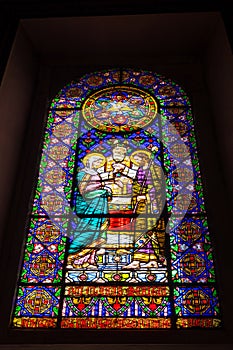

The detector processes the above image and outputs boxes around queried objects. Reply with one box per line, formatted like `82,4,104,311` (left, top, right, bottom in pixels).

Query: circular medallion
82,86,158,132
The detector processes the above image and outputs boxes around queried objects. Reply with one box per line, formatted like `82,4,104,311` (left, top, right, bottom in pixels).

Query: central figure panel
66,133,167,285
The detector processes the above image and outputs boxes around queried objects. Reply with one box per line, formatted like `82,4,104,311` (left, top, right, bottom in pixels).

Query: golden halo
130,150,153,166
82,152,106,167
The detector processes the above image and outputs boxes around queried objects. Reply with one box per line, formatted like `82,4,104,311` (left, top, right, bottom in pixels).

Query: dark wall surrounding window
0,1,232,347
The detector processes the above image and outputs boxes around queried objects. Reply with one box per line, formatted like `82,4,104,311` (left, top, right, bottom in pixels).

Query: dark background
0,0,232,348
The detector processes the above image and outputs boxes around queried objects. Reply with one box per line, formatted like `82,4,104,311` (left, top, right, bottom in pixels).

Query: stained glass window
12,68,221,329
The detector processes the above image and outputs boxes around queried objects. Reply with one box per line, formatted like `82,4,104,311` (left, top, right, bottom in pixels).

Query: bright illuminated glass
12,69,221,329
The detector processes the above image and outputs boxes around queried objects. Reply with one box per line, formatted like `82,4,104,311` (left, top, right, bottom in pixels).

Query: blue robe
69,170,109,254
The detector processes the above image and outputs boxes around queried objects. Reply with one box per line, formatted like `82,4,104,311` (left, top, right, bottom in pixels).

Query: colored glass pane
12,68,221,329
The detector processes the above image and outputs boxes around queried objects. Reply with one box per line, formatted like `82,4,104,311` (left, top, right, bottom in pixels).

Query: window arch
12,68,221,329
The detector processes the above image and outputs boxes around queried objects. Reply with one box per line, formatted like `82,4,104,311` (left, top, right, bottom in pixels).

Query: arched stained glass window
12,68,221,329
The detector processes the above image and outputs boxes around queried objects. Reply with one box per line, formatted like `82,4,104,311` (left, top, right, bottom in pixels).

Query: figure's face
130,98,138,105
116,95,123,102
133,155,144,166
112,146,127,162
92,158,104,169
100,101,108,108
133,154,149,166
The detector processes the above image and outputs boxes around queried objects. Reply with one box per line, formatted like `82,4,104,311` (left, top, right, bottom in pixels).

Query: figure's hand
103,185,112,196
115,179,123,188
112,163,125,173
